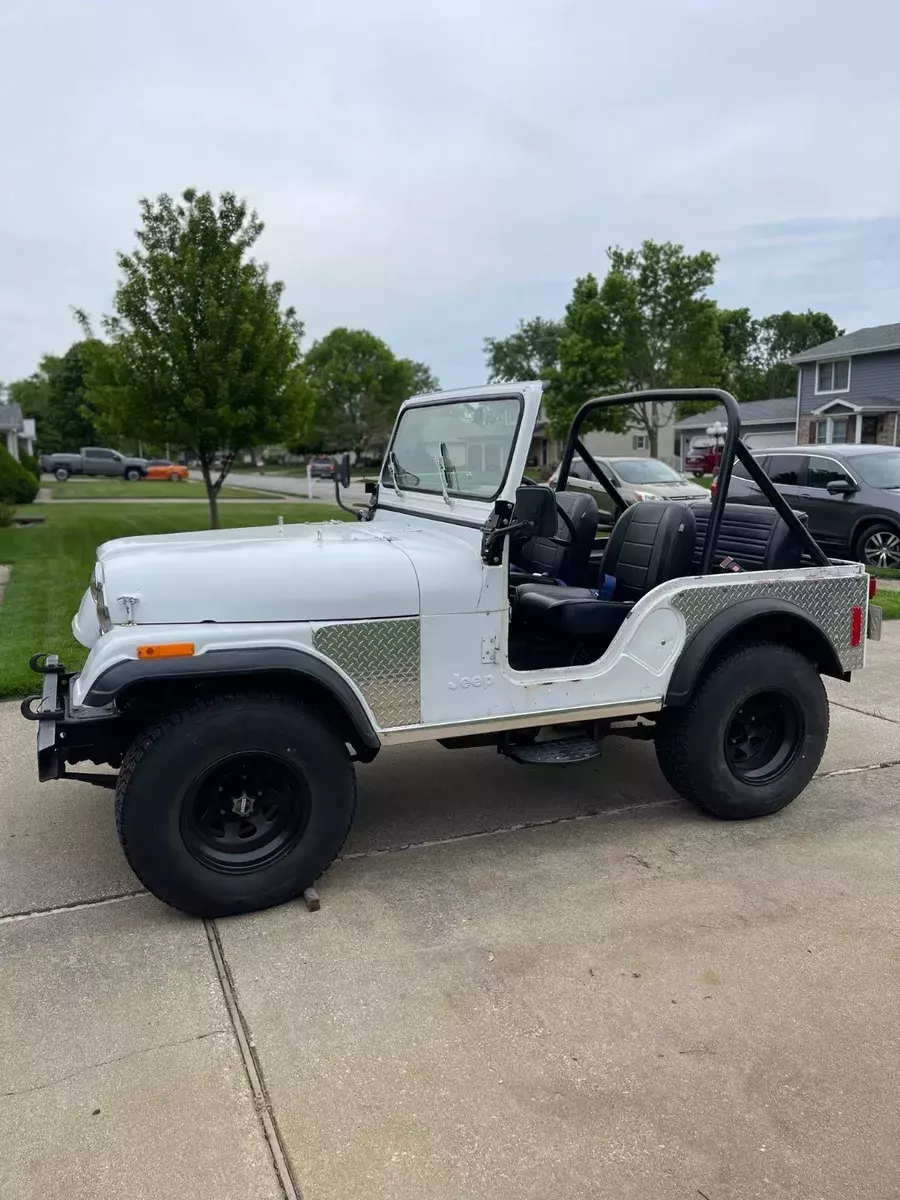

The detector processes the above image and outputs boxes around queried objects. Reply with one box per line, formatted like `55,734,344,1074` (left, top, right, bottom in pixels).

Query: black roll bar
733,441,829,566
553,387,828,574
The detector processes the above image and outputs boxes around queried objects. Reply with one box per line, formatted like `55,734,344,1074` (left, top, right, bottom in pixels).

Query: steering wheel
519,476,577,546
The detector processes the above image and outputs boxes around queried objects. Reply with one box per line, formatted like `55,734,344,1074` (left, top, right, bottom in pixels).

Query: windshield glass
608,458,685,485
383,396,521,499
852,451,900,488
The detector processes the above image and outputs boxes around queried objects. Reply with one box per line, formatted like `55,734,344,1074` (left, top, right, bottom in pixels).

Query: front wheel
169,471,181,482
855,522,900,569
655,642,828,819
124,467,141,482
115,691,357,916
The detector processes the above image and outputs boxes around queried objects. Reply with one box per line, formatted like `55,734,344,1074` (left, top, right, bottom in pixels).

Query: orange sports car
145,459,189,481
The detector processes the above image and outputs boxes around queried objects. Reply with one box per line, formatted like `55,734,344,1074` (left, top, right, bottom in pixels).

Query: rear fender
666,598,845,706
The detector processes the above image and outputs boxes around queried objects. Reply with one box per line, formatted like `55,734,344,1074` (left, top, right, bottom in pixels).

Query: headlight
90,563,112,633
633,490,655,501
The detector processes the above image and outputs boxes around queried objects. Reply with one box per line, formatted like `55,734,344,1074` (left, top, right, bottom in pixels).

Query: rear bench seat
688,501,808,573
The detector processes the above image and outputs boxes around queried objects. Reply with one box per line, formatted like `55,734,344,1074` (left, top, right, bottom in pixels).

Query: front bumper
21,655,122,784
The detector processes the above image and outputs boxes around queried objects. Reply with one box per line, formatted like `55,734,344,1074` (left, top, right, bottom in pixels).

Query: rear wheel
855,522,900,569
54,466,70,481
655,642,828,819
115,691,357,916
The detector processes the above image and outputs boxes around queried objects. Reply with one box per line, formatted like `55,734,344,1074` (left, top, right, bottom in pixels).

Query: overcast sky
2,0,899,388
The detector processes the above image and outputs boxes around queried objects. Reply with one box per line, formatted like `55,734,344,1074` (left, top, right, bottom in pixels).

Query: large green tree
756,310,842,398
88,189,308,527
484,317,563,383
716,308,842,402
302,328,435,461
546,241,723,453
37,343,105,454
7,354,60,427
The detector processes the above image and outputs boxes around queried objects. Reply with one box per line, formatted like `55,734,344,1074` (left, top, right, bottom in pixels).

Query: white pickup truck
23,385,880,918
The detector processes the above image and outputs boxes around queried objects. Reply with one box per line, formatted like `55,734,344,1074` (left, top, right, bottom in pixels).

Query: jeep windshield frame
380,393,525,503
554,388,830,573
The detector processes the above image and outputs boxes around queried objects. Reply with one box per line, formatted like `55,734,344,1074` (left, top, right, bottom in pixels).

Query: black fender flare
666,597,845,707
83,647,381,757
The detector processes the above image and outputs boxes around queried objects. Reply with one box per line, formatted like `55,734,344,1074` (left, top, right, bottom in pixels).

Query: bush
0,446,39,504
19,451,40,481
0,501,14,527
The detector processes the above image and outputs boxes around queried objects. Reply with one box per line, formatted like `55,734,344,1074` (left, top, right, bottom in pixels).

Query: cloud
2,0,900,388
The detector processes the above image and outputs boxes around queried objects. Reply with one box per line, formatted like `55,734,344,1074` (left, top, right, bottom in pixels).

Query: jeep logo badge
448,673,494,690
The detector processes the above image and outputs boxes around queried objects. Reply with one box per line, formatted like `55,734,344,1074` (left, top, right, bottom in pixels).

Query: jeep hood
86,520,420,633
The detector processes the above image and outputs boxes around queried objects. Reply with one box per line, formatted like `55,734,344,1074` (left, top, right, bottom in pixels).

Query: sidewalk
3,631,900,1198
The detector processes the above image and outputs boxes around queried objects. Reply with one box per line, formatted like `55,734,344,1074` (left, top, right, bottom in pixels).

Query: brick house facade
791,326,900,448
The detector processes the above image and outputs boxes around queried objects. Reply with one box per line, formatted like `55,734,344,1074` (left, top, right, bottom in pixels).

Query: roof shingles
790,322,900,364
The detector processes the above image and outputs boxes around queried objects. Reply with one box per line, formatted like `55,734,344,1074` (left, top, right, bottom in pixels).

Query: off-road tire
854,521,900,569
655,641,828,820
124,467,141,482
54,466,70,481
115,691,357,917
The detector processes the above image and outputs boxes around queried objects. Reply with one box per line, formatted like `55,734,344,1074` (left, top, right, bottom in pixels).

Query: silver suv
550,454,708,515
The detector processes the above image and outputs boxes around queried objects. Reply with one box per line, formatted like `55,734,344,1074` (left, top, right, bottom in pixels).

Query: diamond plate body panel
313,618,421,727
670,574,868,671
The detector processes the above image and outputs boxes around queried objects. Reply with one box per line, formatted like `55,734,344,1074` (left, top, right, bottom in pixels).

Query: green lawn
46,480,279,500
0,502,348,699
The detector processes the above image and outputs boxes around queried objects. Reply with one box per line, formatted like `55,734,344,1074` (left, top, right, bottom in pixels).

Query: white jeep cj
23,385,880,917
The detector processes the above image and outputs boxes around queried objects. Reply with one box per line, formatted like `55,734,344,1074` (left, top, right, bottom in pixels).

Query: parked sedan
309,455,336,479
145,459,189,482
726,444,900,567
550,454,709,515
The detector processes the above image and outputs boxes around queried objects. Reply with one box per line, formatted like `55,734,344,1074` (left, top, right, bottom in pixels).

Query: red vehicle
683,437,722,477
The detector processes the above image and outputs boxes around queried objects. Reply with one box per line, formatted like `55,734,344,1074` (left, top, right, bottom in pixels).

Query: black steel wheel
115,692,357,916
181,753,310,874
655,641,828,819
856,523,900,569
723,691,803,784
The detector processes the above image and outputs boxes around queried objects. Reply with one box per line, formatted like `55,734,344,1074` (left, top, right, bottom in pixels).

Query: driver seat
509,490,599,587
513,501,696,640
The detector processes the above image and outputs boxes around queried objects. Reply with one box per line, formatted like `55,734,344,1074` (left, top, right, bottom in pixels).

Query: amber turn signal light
136,643,195,660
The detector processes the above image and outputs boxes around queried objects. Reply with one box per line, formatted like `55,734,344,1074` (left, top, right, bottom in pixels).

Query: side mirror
512,484,557,537
826,478,857,495
337,453,351,489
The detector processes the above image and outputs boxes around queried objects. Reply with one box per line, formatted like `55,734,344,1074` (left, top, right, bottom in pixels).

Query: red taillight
710,478,717,496
869,575,877,599
850,605,863,647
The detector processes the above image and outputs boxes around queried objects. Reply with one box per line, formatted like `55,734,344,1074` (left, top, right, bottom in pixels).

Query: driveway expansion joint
204,919,302,1200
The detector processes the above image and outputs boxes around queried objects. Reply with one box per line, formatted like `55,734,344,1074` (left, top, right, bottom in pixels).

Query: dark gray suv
725,444,900,567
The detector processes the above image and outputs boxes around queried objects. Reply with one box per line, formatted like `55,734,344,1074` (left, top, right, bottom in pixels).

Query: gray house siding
799,350,900,413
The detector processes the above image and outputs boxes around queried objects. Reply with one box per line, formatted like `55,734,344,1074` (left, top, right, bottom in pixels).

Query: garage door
743,430,796,450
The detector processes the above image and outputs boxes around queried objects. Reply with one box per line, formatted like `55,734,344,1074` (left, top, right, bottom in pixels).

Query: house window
632,433,647,451
816,359,851,394
810,415,857,444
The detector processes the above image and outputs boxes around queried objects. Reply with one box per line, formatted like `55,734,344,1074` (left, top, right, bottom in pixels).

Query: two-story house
791,323,900,447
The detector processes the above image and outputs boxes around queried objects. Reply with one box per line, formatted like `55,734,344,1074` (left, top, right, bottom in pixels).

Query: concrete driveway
3,632,900,1199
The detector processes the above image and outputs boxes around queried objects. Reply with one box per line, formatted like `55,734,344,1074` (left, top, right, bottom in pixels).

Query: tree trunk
649,400,659,458
199,459,220,529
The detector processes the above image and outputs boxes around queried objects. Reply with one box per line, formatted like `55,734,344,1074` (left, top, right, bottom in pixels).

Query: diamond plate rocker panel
313,618,421,728
670,574,869,672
